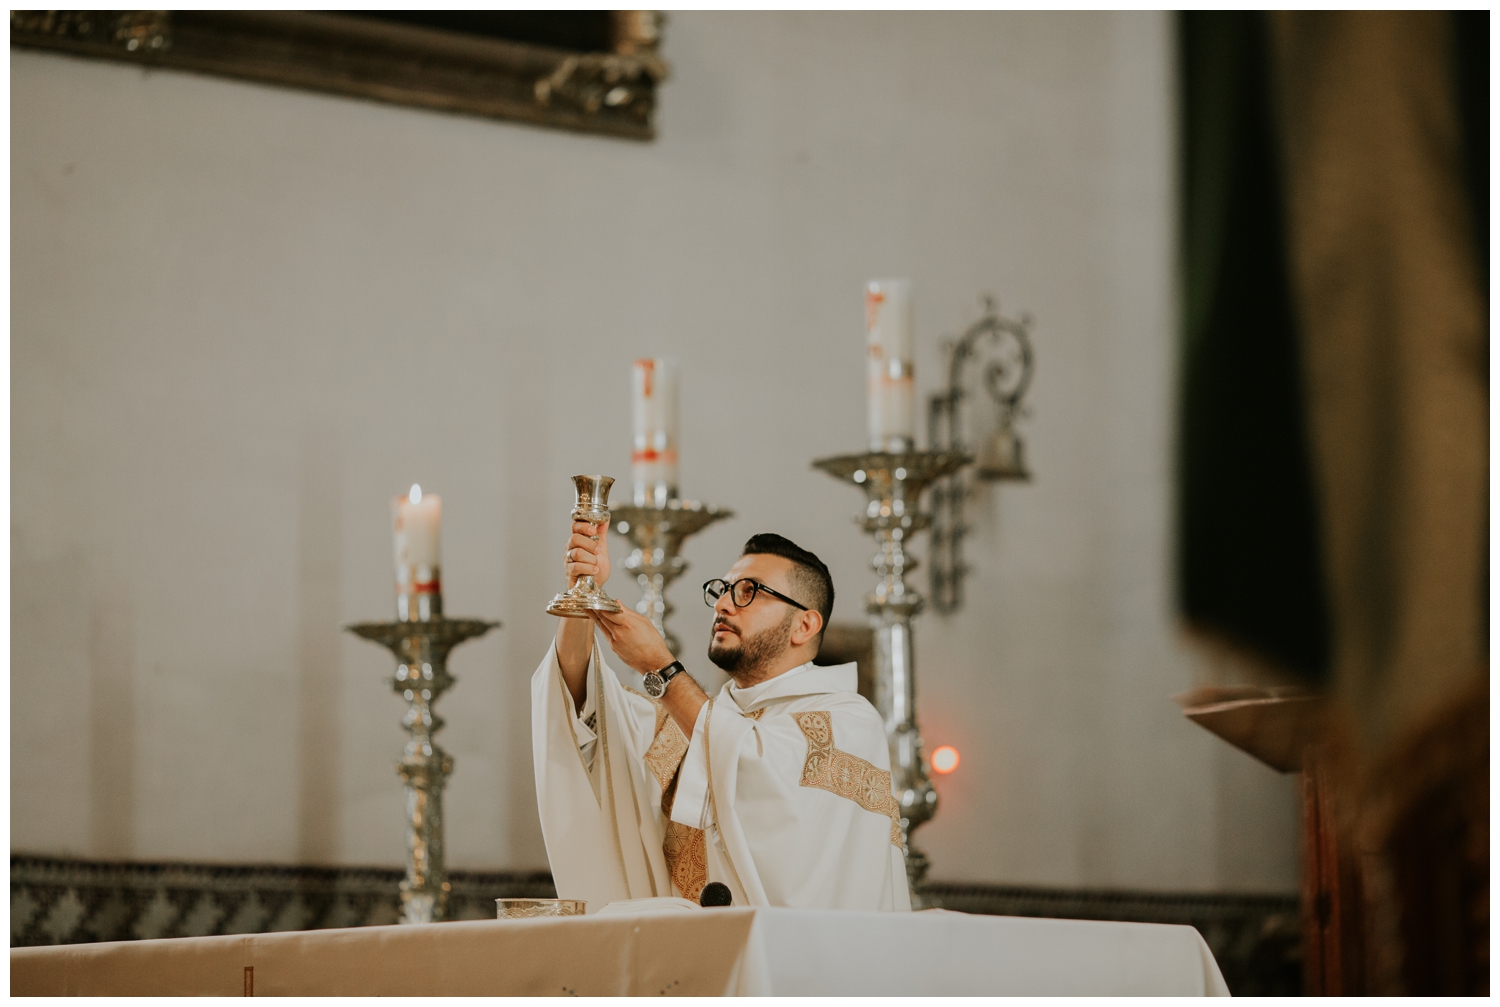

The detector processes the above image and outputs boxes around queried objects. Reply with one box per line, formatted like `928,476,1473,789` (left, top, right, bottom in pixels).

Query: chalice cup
546,475,625,618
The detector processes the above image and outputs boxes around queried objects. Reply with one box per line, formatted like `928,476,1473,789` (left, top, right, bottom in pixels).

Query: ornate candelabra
812,448,970,898
611,500,734,656
928,297,1035,615
346,613,497,923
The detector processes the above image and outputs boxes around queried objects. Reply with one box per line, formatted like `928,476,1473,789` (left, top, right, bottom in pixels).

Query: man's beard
708,610,796,680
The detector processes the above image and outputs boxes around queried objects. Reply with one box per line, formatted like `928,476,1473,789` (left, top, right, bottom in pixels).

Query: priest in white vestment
532,524,910,912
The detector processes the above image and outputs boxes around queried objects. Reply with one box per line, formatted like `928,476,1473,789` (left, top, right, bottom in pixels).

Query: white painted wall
10,11,1298,892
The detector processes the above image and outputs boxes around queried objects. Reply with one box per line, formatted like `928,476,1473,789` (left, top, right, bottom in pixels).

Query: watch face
643,673,665,698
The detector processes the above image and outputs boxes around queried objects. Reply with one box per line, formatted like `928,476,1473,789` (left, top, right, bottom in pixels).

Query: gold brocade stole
642,704,708,901
792,711,904,848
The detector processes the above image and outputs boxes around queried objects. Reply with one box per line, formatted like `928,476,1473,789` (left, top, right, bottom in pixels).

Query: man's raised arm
554,518,610,711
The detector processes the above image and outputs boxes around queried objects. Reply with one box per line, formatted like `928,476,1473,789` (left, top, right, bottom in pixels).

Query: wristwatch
643,660,686,699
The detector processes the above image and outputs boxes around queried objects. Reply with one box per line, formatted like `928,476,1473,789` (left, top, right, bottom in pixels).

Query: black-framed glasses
703,577,809,612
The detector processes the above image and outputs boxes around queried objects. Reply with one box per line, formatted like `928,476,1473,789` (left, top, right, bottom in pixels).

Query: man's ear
791,609,824,648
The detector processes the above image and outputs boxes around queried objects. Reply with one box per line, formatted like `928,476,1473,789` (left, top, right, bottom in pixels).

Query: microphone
699,882,733,907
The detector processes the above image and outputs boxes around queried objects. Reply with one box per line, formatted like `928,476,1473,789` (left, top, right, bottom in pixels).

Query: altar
15,10,1346,997
12,906,1228,996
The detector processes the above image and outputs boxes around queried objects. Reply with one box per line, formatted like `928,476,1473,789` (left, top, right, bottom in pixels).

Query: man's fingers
619,609,652,631
587,612,617,640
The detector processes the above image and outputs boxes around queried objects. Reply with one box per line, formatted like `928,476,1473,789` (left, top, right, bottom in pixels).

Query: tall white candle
393,483,441,620
631,358,679,506
866,278,915,451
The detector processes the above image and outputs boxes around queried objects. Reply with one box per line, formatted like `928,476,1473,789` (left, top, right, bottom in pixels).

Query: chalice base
547,584,624,618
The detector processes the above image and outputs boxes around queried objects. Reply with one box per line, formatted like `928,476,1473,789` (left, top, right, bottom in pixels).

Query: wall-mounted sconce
928,296,1035,615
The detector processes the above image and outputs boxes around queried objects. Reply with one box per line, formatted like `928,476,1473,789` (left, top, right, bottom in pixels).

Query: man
531,521,910,912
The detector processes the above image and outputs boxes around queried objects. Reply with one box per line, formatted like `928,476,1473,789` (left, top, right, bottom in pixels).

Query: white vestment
531,642,911,912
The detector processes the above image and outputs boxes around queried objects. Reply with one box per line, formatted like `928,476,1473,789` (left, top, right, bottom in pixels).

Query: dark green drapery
1176,11,1331,681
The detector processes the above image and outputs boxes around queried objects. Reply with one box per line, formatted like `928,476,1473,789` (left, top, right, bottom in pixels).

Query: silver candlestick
813,448,970,899
346,614,497,923
611,499,734,655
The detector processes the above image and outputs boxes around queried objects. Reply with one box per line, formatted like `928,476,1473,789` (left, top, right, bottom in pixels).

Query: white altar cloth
11,906,1229,996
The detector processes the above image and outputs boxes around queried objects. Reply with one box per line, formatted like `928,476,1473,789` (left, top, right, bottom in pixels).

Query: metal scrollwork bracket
928,295,1036,616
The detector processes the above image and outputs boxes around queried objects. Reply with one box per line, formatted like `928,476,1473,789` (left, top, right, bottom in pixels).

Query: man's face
707,553,807,680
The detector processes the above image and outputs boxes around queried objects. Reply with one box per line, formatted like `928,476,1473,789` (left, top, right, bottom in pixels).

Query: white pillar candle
866,278,915,452
392,483,442,621
631,358,679,506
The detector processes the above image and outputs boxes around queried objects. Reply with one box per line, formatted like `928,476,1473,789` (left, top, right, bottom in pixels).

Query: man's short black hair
741,533,834,643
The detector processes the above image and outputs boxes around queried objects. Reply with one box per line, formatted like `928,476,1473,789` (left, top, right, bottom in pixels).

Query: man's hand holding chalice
563,518,611,591
555,519,708,736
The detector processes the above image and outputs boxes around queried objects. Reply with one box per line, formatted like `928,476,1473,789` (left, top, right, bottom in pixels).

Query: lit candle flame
409,483,422,505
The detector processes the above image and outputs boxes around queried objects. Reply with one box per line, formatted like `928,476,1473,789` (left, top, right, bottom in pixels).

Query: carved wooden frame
10,11,667,140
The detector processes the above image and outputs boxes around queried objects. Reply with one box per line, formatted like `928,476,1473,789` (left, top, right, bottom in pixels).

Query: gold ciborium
546,475,625,618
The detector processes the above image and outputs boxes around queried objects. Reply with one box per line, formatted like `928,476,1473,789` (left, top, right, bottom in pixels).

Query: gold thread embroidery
643,704,689,795
744,708,766,721
663,818,708,901
793,711,903,848
647,704,706,900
